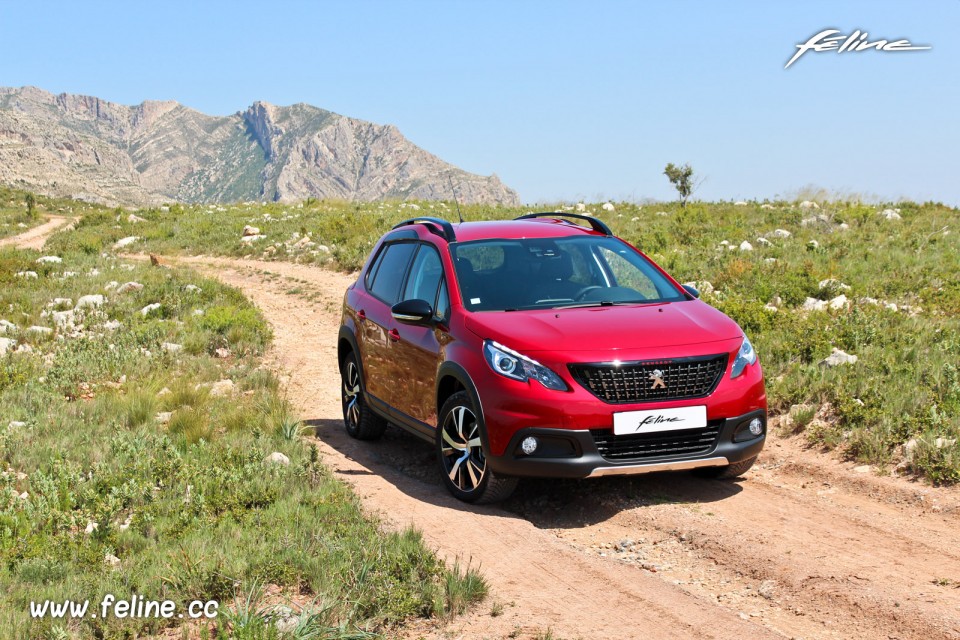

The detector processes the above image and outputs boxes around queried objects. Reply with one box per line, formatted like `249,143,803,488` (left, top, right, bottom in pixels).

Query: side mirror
682,285,700,299
391,299,434,325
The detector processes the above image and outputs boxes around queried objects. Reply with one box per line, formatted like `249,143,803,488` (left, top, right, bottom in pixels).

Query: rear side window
403,245,444,305
368,242,417,304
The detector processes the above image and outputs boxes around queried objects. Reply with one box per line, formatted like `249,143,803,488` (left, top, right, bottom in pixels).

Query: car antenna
448,174,465,223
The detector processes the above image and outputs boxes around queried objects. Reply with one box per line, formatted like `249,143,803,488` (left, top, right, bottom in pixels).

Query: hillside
0,86,518,207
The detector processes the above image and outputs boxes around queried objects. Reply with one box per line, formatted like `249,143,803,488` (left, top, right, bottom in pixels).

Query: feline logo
786,29,931,69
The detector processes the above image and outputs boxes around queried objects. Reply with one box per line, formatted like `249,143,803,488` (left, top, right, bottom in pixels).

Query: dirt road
0,215,76,250
15,213,960,639
157,255,960,640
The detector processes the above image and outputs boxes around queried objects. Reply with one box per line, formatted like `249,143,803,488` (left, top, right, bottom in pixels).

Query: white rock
183,284,202,293
575,202,586,212
820,348,858,367
240,234,266,243
829,294,849,310
8,420,27,430
104,281,119,290
104,554,121,568
763,304,779,313
655,211,669,217
935,438,956,449
18,491,29,500
47,298,73,309
75,294,105,310
764,258,778,264
52,310,76,329
36,256,62,264
757,237,773,247
838,223,850,230
116,282,144,294
601,202,615,212
161,342,183,354
316,244,330,253
739,241,753,251
853,465,872,473
140,303,162,317
155,412,172,425
26,326,53,335
682,281,714,295
15,271,38,279
192,309,204,316
14,343,32,354
264,451,290,466
807,240,820,249
207,379,235,397
884,302,899,312
242,225,261,237
0,337,15,355
770,229,792,238
760,204,775,210
59,271,78,279
879,209,902,220
113,236,140,250
719,240,730,246
103,319,122,331
859,297,879,306
734,201,748,206
84,521,98,535
157,387,171,397
799,200,820,209
127,214,147,223
802,297,828,312
631,217,639,222
819,278,851,291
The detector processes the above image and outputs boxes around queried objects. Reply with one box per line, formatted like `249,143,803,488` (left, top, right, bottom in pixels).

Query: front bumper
485,409,766,479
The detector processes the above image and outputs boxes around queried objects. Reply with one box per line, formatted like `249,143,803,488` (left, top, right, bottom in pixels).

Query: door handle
357,309,366,321
388,328,401,342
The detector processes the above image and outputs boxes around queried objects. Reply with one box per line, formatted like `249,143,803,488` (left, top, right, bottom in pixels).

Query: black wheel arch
435,362,492,453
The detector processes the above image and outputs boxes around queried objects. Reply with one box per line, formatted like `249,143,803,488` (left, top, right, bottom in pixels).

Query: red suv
338,214,766,503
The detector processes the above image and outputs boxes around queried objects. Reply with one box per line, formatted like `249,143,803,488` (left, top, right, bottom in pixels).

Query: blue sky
1,1,956,204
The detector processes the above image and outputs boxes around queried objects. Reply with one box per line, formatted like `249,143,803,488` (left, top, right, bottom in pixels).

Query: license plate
613,406,707,435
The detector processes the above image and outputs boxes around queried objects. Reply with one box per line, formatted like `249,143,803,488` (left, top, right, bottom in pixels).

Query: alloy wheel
440,404,486,492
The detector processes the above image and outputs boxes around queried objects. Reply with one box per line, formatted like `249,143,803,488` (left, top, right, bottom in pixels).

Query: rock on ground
820,348,858,367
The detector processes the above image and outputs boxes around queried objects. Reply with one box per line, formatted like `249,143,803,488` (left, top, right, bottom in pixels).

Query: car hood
464,300,743,354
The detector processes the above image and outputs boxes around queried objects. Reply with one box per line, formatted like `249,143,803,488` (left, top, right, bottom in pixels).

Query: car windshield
450,236,687,312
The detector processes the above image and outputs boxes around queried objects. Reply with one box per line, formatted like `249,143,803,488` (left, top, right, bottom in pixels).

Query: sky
1,1,957,205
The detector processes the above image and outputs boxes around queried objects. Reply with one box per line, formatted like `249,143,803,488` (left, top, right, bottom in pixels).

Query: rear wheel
341,352,387,440
437,391,518,504
694,455,757,479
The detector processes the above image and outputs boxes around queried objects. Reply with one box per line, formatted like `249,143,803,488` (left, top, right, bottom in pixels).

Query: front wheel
436,391,518,504
693,456,757,479
341,352,387,440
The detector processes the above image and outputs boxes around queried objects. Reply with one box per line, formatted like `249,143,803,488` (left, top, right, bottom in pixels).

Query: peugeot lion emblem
649,369,666,390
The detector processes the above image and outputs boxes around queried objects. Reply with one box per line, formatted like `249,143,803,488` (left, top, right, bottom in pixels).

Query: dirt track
11,214,960,639
171,256,960,640
0,215,75,250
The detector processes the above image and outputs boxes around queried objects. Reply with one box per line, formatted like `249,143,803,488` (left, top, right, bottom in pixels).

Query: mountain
0,86,518,206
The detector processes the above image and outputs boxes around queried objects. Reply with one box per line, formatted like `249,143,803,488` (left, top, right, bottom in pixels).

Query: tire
340,352,387,441
436,391,518,504
694,455,757,479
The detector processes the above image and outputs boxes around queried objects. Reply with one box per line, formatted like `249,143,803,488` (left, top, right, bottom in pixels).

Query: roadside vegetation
0,187,101,239
42,196,960,484
0,244,485,638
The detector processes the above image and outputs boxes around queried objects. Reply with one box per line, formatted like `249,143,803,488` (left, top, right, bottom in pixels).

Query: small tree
663,163,697,207
25,193,37,219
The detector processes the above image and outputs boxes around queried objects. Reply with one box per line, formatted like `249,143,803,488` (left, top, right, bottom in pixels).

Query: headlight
730,335,758,379
483,340,567,391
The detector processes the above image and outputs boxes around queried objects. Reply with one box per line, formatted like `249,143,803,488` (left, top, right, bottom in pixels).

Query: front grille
591,423,722,461
569,355,727,404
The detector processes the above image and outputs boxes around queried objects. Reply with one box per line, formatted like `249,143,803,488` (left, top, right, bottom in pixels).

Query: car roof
450,219,605,243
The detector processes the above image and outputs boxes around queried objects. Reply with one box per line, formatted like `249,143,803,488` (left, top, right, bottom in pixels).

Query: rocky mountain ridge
0,86,518,206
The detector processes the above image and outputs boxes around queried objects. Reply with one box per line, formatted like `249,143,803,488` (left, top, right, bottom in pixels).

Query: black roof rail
514,212,613,236
391,217,457,242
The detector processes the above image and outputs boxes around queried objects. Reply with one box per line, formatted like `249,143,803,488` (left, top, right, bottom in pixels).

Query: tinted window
368,242,417,304
435,279,450,322
403,245,444,305
450,236,684,311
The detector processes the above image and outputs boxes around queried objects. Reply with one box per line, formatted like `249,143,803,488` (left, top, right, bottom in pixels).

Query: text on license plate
613,406,707,435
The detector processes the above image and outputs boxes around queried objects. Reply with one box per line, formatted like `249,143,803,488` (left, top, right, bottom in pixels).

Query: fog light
748,417,763,436
521,436,539,455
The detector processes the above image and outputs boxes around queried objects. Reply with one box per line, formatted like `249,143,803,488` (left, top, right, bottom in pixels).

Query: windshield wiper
553,300,618,309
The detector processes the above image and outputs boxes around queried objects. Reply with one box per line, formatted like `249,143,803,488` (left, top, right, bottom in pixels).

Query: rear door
361,241,417,406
